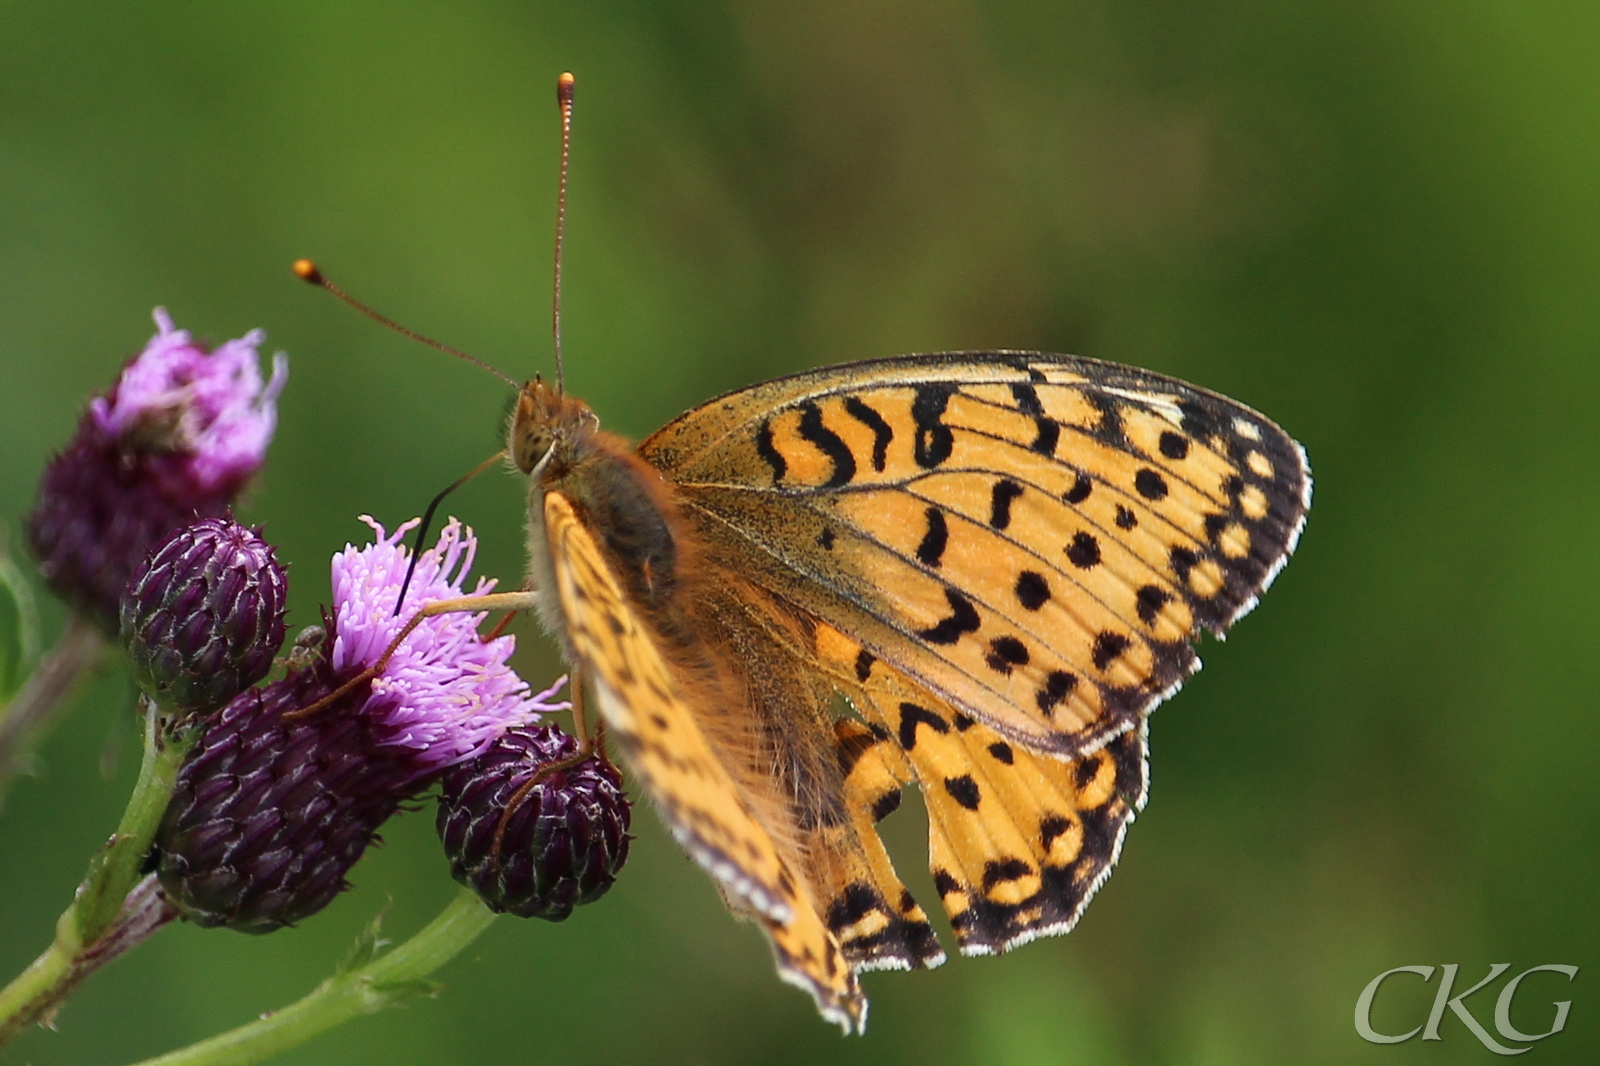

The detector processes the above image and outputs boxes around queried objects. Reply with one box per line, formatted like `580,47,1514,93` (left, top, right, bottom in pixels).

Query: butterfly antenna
292,259,520,390
393,450,509,615
551,71,575,396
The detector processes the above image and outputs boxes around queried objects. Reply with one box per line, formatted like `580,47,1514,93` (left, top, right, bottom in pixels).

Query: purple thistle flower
330,515,546,781
27,309,288,632
157,516,561,931
88,309,287,492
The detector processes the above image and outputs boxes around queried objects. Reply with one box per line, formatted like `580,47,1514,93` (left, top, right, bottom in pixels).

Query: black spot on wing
1087,391,1127,446
916,587,980,645
843,396,893,472
1134,468,1168,500
817,527,836,550
1040,815,1073,854
826,884,879,932
1036,670,1077,713
982,858,1031,890
870,790,902,822
1135,584,1171,624
1092,631,1131,671
796,401,855,487
898,702,950,750
1159,431,1190,460
1010,382,1043,415
944,775,981,811
1178,398,1223,440
989,479,1024,530
1030,417,1060,456
1066,531,1101,569
911,384,956,468
987,741,1015,764
755,419,786,484
1064,471,1093,505
854,649,876,683
985,636,1030,675
915,507,949,567
1015,571,1051,610
1115,505,1137,530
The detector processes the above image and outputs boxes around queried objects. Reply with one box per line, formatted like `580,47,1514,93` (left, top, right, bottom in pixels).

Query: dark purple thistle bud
436,725,631,921
121,518,287,715
156,516,555,932
155,660,421,933
26,310,287,633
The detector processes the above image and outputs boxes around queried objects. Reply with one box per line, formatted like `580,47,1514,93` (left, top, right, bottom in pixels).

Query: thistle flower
328,517,542,779
121,518,288,715
437,724,631,921
156,517,554,932
26,309,288,632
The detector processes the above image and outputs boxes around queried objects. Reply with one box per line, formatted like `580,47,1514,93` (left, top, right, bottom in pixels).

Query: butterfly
509,350,1310,1032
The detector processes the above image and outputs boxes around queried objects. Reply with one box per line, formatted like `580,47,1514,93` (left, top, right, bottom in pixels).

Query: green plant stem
0,696,192,1049
79,698,195,940
0,613,107,803
126,890,499,1066
0,875,175,1048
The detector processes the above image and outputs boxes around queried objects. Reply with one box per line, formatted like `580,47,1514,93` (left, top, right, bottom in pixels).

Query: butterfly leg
284,591,544,721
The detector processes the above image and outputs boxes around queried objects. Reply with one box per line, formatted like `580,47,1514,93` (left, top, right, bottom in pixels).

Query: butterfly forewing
641,352,1311,759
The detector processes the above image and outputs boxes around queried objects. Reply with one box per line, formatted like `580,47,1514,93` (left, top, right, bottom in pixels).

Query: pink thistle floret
330,516,565,778
91,307,288,491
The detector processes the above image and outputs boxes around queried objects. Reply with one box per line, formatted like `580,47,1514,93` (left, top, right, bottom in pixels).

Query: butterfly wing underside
641,351,1311,760
542,490,866,1031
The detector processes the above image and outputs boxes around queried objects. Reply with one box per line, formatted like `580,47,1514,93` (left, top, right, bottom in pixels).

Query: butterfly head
509,376,598,479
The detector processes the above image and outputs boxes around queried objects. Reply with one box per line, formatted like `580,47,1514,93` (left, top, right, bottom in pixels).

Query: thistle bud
27,309,287,632
436,726,631,921
121,518,287,715
155,661,417,933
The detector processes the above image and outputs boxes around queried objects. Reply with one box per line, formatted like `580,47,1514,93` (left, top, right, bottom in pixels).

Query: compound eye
515,434,551,474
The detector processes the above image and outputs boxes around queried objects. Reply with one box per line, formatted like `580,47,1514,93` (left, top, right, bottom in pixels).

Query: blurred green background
2,2,1596,1063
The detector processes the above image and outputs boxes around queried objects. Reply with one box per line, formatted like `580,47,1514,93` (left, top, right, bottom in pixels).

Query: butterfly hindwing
687,580,949,976
818,623,1149,956
642,351,1310,759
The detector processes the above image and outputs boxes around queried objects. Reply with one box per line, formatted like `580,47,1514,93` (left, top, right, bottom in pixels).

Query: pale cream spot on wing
1247,451,1274,479
1189,558,1226,598
1219,522,1252,559
1239,484,1270,520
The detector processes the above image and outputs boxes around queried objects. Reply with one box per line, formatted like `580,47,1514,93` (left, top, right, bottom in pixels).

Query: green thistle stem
125,890,499,1066
0,696,191,1049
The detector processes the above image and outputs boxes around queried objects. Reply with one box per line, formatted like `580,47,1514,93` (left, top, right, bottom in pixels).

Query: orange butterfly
509,351,1309,1031
299,74,1310,1034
